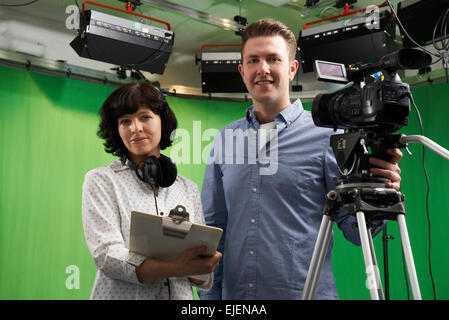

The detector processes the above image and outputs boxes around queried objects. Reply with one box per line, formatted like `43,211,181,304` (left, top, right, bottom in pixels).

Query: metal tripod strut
356,210,384,300
301,183,422,300
301,214,334,300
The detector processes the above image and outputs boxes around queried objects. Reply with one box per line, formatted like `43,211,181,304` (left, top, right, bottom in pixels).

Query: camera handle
399,135,449,161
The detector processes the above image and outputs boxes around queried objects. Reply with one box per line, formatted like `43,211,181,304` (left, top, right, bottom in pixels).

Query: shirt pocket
261,162,312,202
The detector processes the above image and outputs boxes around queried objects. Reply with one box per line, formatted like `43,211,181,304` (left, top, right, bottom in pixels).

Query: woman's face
118,105,162,163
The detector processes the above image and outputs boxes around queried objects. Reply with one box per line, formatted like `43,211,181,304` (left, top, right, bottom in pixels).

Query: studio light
198,43,247,93
70,1,174,75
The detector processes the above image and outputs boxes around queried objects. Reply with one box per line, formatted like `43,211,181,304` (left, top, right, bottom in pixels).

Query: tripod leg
302,214,334,300
356,211,380,300
367,226,385,300
382,224,390,300
397,214,422,300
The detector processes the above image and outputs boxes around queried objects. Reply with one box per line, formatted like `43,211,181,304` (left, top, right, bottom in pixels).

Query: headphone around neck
124,154,177,188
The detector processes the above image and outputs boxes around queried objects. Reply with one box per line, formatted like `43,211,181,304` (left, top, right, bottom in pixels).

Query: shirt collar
245,99,304,127
110,158,131,172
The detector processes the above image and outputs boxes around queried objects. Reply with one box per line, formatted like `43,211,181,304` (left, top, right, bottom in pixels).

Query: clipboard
129,205,223,262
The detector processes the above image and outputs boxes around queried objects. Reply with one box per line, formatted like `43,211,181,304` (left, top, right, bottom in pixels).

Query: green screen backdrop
0,65,448,299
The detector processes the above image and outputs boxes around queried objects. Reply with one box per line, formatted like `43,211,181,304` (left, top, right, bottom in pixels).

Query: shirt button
249,283,254,288
252,187,257,193
250,250,255,255
253,130,257,134
251,218,256,223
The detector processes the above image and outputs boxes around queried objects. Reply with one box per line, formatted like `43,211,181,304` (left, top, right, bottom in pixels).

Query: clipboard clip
162,205,193,239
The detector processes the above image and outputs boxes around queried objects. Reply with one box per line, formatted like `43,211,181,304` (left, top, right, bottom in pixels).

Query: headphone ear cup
157,154,177,187
133,155,176,188
141,156,162,186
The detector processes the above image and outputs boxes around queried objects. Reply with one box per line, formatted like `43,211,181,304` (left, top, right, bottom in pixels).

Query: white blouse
82,158,212,300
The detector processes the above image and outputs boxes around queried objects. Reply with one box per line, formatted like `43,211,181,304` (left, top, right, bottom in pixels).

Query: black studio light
70,1,174,75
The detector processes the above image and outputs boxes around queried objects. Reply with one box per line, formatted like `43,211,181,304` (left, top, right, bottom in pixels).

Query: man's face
239,35,298,108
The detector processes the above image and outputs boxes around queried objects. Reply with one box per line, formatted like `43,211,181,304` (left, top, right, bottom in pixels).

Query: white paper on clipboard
129,210,223,262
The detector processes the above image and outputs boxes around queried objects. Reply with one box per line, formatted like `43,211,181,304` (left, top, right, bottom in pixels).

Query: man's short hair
97,82,177,159
241,19,297,61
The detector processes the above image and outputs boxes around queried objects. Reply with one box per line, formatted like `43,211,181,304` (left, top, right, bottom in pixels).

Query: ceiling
0,0,412,98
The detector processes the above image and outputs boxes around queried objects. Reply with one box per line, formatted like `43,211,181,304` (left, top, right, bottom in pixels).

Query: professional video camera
311,48,432,183
303,49,431,300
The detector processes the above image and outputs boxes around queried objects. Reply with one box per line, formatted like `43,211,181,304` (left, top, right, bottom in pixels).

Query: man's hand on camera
369,148,403,190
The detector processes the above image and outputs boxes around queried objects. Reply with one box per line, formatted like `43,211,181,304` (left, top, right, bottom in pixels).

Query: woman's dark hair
97,82,177,158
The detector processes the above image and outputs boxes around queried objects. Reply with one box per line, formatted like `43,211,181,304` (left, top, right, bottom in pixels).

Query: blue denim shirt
199,99,379,300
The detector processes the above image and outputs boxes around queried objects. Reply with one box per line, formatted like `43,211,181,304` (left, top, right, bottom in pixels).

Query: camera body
311,49,431,180
313,78,411,133
311,49,431,133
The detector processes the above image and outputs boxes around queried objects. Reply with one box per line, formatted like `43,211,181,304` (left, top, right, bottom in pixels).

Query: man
199,19,402,300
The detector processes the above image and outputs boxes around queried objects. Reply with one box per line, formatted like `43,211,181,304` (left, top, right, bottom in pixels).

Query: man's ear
289,59,299,81
238,63,244,78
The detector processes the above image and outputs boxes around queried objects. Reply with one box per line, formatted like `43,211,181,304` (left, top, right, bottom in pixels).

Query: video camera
312,48,432,132
311,49,431,181
303,50,438,301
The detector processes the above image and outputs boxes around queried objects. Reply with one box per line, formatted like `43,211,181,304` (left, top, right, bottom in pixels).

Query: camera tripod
301,131,449,300
301,177,422,300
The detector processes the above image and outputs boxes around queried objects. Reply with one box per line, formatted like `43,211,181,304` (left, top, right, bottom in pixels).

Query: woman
82,82,221,300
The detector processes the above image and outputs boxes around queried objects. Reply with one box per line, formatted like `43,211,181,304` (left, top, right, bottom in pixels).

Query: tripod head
330,129,407,185
321,129,410,224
